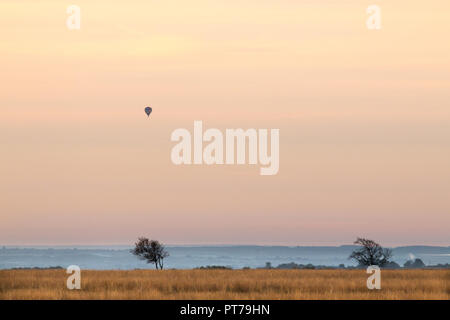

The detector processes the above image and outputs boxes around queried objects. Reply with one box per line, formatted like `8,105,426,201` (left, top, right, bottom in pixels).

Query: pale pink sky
1,1,449,246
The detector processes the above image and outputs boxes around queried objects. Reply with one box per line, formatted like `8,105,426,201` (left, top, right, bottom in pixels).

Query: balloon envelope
145,107,152,117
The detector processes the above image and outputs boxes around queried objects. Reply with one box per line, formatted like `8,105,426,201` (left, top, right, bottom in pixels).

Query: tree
349,237,393,267
404,258,425,269
131,237,169,270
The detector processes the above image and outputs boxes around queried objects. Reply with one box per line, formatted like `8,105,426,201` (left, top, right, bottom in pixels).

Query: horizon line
2,242,450,248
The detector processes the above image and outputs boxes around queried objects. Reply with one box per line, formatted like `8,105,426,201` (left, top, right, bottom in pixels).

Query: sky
1,0,449,246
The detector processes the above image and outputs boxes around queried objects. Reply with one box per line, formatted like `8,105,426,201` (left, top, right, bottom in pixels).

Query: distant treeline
196,259,450,270
10,266,64,270
268,260,450,270
7,262,450,271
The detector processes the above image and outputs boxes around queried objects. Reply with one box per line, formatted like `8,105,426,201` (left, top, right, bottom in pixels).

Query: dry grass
0,269,448,300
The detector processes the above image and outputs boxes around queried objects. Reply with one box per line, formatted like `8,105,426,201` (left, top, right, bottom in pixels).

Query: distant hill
1,245,449,270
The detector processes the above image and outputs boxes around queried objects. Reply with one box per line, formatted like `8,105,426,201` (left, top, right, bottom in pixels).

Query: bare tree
349,237,393,267
131,237,169,270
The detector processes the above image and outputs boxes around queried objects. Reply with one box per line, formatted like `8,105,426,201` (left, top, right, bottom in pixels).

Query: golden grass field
0,269,448,300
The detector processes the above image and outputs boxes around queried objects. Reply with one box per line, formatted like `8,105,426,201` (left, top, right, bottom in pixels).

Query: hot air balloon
145,106,152,117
